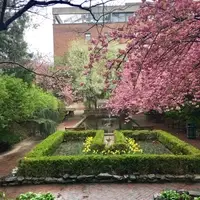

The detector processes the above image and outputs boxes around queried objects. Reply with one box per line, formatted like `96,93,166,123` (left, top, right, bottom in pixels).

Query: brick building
52,3,140,58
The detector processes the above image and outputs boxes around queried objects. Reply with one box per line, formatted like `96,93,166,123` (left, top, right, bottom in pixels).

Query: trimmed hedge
156,130,200,155
18,129,200,177
26,131,64,157
122,130,157,140
114,130,127,143
122,130,200,155
18,154,200,177
110,130,129,151
27,130,101,157
64,130,97,141
90,130,105,151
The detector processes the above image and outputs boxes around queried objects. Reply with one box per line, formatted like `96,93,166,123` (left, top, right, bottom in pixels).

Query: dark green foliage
0,13,34,84
0,130,23,152
30,108,60,138
26,131,64,157
64,130,97,141
0,14,30,62
0,131,22,146
2,67,35,85
90,130,105,151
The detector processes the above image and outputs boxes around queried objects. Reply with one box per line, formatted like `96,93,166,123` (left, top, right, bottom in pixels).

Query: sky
24,0,142,60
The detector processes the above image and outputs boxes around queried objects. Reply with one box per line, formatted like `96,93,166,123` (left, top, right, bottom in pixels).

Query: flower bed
17,130,200,177
83,130,142,155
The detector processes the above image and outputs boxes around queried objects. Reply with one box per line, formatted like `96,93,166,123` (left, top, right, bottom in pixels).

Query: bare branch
0,61,55,78
0,0,113,31
0,0,7,23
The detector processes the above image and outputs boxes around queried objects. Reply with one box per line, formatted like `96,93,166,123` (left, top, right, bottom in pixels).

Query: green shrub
26,131,64,157
18,154,200,177
18,129,200,177
0,132,22,146
114,130,127,143
64,130,97,141
16,192,55,200
109,131,128,151
122,130,200,155
0,75,59,130
160,190,191,200
156,130,200,155
90,130,105,151
122,130,157,140
57,101,66,122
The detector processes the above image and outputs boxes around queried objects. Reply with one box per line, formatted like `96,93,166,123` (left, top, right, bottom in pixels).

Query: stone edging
1,173,200,186
72,117,86,128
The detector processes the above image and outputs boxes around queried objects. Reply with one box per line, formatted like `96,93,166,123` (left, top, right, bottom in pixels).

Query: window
85,33,91,41
112,13,119,22
118,13,126,22
126,13,134,21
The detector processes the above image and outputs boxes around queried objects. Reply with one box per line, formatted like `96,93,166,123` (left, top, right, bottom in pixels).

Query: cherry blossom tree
89,0,200,114
33,54,73,104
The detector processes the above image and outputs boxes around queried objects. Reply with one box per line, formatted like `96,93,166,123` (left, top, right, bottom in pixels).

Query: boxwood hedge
18,130,200,177
90,130,105,151
122,130,200,155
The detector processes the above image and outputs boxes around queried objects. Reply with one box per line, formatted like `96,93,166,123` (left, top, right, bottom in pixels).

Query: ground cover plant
18,130,200,177
0,191,55,200
137,141,172,155
159,190,200,200
53,141,83,155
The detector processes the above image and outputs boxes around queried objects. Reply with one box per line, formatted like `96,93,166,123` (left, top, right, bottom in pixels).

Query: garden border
1,173,200,186
17,130,200,178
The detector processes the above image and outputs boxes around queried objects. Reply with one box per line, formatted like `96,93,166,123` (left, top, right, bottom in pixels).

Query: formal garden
14,129,199,178
1,0,200,199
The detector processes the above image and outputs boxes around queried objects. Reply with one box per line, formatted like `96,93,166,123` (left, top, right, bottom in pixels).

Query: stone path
1,183,200,199
0,138,40,177
57,110,85,131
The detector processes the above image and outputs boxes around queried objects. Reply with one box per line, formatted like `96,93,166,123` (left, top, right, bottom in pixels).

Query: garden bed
53,141,84,155
17,129,200,178
137,141,172,154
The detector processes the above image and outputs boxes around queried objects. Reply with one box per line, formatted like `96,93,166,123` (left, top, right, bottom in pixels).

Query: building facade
52,3,140,57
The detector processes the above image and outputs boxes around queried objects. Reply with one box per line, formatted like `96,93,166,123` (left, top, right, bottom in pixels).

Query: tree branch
0,61,55,78
0,0,7,23
0,0,112,31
